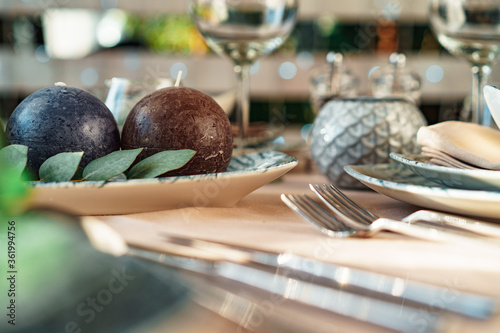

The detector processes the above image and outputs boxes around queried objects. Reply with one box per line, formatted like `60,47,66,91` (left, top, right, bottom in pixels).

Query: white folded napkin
416,121,500,170
420,147,482,170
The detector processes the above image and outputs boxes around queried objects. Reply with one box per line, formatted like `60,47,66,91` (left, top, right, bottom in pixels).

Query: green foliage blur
0,120,30,218
125,14,208,55
123,13,298,56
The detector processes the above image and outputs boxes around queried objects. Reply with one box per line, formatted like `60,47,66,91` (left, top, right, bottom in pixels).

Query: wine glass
104,77,173,131
189,0,298,149
428,0,500,126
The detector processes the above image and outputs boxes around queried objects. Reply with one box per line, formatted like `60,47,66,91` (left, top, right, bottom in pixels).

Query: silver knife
79,217,490,332
163,234,497,320
128,246,440,333
407,210,500,239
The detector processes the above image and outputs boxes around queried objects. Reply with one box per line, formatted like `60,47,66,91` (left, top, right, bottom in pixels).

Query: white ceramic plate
390,152,500,191
344,163,500,220
29,151,298,215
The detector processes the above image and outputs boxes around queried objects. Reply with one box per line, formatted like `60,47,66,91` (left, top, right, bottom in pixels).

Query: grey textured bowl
310,97,427,188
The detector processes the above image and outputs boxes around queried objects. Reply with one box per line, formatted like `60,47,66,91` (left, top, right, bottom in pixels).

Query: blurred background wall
0,0,495,126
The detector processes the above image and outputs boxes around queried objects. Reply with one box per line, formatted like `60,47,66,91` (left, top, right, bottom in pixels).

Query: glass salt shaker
309,52,359,114
370,53,421,104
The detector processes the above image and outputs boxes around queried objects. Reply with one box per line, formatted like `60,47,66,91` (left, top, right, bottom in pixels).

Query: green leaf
39,152,83,183
128,149,196,179
0,165,30,216
0,145,30,216
82,148,142,181
109,173,127,181
71,166,84,181
0,144,28,179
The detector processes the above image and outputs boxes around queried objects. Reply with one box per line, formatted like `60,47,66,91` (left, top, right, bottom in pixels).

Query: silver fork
281,193,459,240
281,193,355,238
310,183,500,238
281,193,500,250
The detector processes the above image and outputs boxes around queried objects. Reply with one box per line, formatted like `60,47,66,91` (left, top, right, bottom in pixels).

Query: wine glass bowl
191,0,297,65
189,0,298,148
428,0,500,125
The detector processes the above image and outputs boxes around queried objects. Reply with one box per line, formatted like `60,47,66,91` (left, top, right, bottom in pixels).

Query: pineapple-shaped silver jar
310,97,427,188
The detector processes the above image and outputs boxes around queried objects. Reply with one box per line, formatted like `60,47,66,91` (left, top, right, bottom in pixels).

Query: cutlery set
82,172,500,333
82,175,500,332
279,183,500,331
83,183,500,333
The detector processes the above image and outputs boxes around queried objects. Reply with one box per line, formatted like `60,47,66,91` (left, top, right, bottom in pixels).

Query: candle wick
175,71,183,87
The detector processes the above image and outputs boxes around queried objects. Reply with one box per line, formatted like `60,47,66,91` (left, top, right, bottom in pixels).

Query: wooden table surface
92,168,500,333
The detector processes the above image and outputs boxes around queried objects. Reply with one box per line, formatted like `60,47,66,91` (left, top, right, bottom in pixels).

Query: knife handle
406,210,500,239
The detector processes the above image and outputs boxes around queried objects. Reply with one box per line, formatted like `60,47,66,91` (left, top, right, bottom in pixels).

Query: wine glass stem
471,64,492,126
234,63,251,147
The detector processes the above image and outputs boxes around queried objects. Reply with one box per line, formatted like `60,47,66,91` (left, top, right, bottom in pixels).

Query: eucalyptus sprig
0,144,30,216
0,144,28,179
39,152,83,182
82,148,143,181
0,144,196,183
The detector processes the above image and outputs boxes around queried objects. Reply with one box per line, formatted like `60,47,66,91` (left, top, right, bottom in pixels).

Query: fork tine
280,194,351,235
299,195,352,232
281,194,338,231
310,184,376,224
281,194,331,233
309,184,366,223
307,185,375,230
327,184,379,221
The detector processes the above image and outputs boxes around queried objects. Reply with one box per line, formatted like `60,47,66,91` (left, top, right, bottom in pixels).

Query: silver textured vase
310,97,427,188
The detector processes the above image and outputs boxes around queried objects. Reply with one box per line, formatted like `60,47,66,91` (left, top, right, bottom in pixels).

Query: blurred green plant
0,209,190,332
122,12,301,56
0,122,30,217
126,14,208,55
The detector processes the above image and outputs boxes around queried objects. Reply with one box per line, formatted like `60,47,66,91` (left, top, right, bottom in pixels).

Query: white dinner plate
344,163,500,220
390,152,500,191
29,151,298,215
